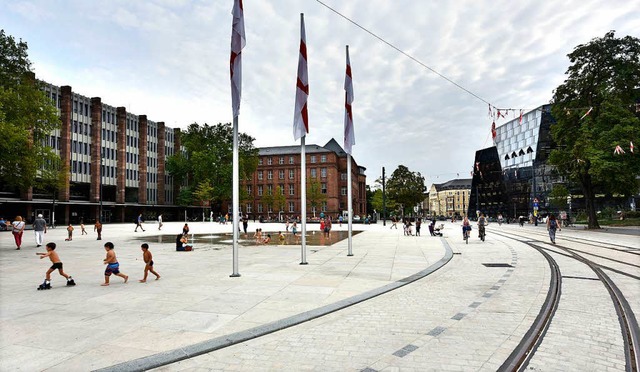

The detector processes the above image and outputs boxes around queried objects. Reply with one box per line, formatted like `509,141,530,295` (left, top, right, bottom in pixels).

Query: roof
433,178,472,191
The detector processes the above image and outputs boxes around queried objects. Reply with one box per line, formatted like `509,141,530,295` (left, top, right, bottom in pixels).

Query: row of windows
256,168,332,180
75,101,89,116
251,182,329,196
73,121,90,135
258,154,328,165
146,172,159,183
251,201,328,214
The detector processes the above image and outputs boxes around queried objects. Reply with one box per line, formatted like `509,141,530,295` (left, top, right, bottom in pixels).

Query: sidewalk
0,220,448,371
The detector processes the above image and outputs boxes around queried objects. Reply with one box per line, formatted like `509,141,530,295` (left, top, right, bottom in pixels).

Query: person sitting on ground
262,234,271,244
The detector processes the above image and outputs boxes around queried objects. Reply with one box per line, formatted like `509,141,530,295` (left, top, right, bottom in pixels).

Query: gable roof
433,178,472,191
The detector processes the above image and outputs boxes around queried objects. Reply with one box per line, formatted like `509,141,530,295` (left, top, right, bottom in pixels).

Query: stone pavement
1,220,638,371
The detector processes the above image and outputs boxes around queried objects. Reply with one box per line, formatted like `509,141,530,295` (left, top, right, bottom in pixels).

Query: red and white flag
631,141,634,153
293,14,309,141
491,121,496,141
580,107,593,120
230,0,246,118
519,109,523,124
614,145,625,155
343,46,355,155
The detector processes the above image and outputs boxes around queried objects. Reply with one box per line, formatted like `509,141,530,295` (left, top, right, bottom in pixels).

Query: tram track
493,230,640,371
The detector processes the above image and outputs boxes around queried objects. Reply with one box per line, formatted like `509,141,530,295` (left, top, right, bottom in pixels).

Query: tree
262,188,274,218
193,180,214,218
386,165,426,216
306,177,326,217
0,30,61,191
166,122,258,210
550,31,640,229
273,186,286,219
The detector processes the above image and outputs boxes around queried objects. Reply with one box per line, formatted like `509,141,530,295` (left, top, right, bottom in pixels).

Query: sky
1,0,638,189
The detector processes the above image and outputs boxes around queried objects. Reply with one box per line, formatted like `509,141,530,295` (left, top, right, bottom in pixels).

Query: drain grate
482,263,513,268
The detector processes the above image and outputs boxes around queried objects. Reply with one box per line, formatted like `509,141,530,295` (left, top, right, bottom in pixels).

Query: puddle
135,230,361,247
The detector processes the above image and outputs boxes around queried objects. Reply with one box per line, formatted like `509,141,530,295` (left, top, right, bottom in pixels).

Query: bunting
614,145,625,155
580,107,593,120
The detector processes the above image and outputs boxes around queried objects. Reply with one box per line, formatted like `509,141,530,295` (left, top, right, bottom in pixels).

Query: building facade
0,80,180,224
428,179,472,218
244,139,367,220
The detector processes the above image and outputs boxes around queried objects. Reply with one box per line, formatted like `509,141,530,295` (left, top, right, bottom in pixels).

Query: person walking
158,214,163,231
94,220,103,240
11,216,26,250
547,213,561,244
415,218,422,236
33,214,47,247
134,213,145,232
102,242,128,286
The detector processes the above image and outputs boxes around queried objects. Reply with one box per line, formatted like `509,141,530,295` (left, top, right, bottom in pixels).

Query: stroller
429,221,444,237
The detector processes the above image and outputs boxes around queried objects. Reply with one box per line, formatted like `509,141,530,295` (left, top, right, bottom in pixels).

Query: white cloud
0,0,637,188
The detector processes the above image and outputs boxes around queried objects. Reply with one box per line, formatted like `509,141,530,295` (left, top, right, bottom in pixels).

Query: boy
102,242,128,286
80,221,87,235
139,243,160,282
94,220,102,240
36,242,75,289
65,224,74,241
278,231,285,245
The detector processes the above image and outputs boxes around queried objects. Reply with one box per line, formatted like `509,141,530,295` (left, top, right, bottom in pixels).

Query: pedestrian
158,214,163,231
134,213,145,232
36,242,75,289
80,220,88,235
415,218,422,236
338,215,343,227
242,214,249,234
33,214,47,247
325,216,332,237
390,216,398,229
138,243,160,282
65,224,74,241
11,215,25,250
182,223,189,235
547,213,561,244
102,242,128,286
278,231,285,245
94,220,102,240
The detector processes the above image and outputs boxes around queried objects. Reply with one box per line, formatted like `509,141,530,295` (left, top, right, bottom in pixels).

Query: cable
315,0,491,106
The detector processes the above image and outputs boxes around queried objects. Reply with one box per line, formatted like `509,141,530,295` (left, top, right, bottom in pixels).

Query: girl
11,216,25,250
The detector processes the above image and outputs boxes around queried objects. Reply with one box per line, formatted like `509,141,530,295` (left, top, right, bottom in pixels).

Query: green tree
273,186,286,219
306,177,326,217
387,165,426,216
0,30,61,191
550,31,640,229
166,122,258,210
548,184,570,210
262,188,274,217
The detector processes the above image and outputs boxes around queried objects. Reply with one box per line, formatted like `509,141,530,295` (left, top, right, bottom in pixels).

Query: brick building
244,139,367,220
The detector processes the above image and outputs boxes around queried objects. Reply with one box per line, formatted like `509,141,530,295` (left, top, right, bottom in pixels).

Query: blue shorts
105,262,120,276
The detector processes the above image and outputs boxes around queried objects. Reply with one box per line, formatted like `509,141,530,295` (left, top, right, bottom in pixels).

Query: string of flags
614,141,635,155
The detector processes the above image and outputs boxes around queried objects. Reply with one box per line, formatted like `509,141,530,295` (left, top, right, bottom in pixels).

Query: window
279,157,284,165
267,158,272,165
321,183,327,194
258,171,263,180
267,185,273,194
310,168,317,178
341,187,347,195
289,156,294,164
247,185,252,195
289,184,295,195
341,173,347,180
321,168,327,178
321,201,327,212
246,204,252,213
310,155,316,163
258,185,263,196
267,170,273,180
258,204,263,213
258,158,263,165
289,202,295,213
279,170,284,179
279,184,285,195
289,169,294,179
321,155,327,163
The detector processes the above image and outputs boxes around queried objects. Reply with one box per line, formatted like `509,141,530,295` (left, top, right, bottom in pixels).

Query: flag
293,13,309,141
614,145,625,155
230,0,246,118
631,141,634,153
519,109,523,124
580,107,593,120
343,46,355,154
491,121,496,141
497,109,505,119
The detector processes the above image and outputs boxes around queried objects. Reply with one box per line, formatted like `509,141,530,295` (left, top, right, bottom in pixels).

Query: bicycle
462,225,471,244
478,225,485,242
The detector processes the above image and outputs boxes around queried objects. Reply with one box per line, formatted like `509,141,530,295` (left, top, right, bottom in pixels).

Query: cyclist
462,215,471,240
477,213,487,241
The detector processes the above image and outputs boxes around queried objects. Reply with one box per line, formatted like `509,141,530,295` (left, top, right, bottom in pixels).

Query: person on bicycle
477,213,487,240
462,216,471,239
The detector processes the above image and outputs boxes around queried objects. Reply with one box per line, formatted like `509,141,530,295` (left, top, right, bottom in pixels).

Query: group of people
5,214,103,250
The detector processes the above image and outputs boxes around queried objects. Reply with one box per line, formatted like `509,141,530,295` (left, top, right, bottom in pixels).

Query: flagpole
300,135,308,264
347,152,353,256
231,116,240,276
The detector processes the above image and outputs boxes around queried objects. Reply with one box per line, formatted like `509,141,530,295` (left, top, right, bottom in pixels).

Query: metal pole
382,166,386,226
100,148,103,223
230,115,240,277
347,153,353,256
300,136,308,264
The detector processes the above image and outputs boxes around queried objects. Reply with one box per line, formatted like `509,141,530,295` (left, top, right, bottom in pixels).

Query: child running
37,242,75,288
80,221,87,235
139,243,160,282
102,242,128,286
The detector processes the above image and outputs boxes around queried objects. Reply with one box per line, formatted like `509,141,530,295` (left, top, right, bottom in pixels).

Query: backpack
550,219,557,229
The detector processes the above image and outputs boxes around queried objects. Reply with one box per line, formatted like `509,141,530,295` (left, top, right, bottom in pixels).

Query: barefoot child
139,243,160,282
36,242,75,289
65,224,74,241
102,242,128,286
80,221,87,235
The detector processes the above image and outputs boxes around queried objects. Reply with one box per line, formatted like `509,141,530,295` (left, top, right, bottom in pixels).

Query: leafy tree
262,188,274,217
386,165,426,216
549,31,640,229
548,184,569,209
0,30,61,191
273,186,286,218
306,177,326,217
166,122,258,210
